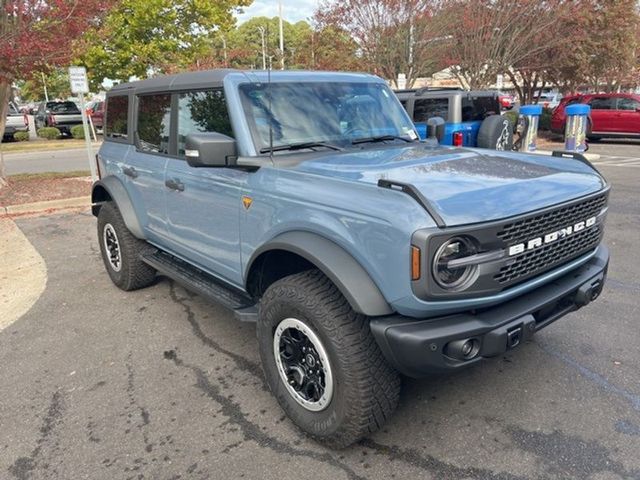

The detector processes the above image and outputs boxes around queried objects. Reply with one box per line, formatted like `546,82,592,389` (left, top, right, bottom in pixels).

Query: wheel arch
91,176,145,239
245,231,393,317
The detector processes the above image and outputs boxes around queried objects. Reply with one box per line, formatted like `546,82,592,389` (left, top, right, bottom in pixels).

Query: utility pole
41,72,49,102
258,26,267,70
278,0,285,70
221,35,228,68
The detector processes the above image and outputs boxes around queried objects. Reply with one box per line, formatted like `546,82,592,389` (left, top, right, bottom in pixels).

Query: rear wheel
97,202,156,291
257,269,401,448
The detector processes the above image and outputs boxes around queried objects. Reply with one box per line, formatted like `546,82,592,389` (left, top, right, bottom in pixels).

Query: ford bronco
92,70,609,447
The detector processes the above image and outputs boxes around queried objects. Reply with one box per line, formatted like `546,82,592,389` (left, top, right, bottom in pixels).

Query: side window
413,98,449,123
461,97,499,121
177,89,233,156
137,94,171,154
105,95,129,139
589,97,614,110
617,97,640,111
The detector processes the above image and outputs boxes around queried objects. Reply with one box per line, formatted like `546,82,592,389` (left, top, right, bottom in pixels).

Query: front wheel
257,269,401,448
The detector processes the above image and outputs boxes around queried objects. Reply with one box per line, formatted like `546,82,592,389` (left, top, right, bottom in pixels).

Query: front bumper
370,245,609,377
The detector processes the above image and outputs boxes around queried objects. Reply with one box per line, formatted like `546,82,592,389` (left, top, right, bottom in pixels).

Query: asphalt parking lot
1,160,639,480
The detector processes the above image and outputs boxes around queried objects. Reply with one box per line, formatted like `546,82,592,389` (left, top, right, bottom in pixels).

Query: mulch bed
0,176,92,207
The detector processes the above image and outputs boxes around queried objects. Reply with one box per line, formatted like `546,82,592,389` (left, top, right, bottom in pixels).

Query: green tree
17,68,72,102
225,16,313,69
77,0,251,87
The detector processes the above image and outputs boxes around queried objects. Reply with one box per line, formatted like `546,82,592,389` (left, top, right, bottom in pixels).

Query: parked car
538,92,563,110
34,101,83,135
86,100,104,130
395,88,513,150
3,102,29,141
93,70,609,447
551,93,640,140
499,93,515,110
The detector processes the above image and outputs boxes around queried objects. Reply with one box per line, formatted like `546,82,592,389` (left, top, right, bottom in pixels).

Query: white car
3,103,29,141
539,92,563,110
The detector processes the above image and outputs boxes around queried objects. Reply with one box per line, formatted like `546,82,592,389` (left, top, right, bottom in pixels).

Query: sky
236,0,319,24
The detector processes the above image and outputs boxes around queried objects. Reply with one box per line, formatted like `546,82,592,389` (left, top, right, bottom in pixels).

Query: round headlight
432,237,477,290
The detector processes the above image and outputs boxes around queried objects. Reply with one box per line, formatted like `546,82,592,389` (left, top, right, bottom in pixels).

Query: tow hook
575,275,604,307
507,327,522,349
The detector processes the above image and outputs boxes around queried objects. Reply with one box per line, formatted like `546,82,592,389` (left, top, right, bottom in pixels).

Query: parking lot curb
0,196,90,217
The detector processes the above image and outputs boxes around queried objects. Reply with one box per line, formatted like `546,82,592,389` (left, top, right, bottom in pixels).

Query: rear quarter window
105,95,129,140
413,98,449,123
461,96,499,121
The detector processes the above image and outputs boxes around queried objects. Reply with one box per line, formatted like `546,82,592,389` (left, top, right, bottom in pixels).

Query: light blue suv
92,70,610,447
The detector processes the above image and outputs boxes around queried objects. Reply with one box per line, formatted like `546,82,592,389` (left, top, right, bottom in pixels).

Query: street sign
68,66,89,94
68,66,96,180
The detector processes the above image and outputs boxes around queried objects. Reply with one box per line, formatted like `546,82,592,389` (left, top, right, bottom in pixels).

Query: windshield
47,102,80,114
239,82,417,153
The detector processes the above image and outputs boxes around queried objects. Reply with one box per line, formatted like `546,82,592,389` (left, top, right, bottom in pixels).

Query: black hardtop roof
108,69,239,95
107,69,381,96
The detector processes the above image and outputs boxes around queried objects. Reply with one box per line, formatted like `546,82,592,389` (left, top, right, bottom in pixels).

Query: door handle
165,178,185,192
122,166,138,178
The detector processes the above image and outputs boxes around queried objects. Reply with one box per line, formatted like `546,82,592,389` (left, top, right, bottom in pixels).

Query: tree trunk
0,79,12,188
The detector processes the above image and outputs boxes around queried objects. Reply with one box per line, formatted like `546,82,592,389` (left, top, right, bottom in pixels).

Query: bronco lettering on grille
508,216,597,256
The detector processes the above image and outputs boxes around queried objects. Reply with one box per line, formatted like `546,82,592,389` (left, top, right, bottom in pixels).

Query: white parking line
592,155,640,168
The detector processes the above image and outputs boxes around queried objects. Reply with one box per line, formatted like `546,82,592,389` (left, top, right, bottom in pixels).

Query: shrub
503,110,518,127
13,131,30,142
71,125,85,139
539,108,553,131
38,127,61,140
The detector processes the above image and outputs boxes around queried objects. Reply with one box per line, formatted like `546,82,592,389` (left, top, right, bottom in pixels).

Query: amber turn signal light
411,246,421,281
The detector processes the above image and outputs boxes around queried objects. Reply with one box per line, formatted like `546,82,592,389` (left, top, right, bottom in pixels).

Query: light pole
257,26,267,70
278,0,285,70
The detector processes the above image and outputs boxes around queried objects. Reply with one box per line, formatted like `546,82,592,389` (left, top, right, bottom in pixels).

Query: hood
291,145,606,226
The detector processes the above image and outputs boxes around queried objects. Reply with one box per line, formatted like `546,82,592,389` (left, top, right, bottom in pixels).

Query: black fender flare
91,176,145,239
246,231,393,317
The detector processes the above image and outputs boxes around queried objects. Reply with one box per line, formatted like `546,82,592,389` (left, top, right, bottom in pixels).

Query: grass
0,138,102,154
8,170,91,181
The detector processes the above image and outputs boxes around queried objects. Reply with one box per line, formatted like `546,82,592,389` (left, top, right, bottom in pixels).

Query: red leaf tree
0,0,111,182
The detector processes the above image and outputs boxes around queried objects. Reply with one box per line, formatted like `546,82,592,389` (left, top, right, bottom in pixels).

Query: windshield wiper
260,141,343,154
351,135,414,145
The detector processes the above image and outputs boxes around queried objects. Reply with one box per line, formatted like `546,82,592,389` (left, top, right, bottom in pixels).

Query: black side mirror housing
185,132,237,167
426,116,446,142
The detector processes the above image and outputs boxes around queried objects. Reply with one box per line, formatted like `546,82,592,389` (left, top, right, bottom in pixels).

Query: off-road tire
477,114,514,150
97,201,156,291
257,269,401,448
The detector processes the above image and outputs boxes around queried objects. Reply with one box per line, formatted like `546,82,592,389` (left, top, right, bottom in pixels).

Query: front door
163,89,246,286
587,96,616,133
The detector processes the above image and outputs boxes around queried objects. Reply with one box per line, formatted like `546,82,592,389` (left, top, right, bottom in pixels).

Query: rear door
124,93,172,242
587,96,616,133
614,96,640,134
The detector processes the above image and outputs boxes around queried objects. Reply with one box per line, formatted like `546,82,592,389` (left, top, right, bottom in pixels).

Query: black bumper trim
370,245,609,377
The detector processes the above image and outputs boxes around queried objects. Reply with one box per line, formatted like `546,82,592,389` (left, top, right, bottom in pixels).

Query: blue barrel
564,104,590,153
519,105,542,152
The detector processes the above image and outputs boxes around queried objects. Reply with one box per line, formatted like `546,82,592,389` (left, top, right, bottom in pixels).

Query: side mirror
426,116,446,141
185,132,237,167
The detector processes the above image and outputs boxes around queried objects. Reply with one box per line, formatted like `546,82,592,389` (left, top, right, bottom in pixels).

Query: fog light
444,338,480,361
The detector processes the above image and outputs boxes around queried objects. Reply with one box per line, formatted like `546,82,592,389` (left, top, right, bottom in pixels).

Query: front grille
494,223,602,284
496,193,607,243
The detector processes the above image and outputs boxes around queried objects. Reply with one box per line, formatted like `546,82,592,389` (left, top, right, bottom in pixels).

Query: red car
86,100,104,130
551,93,640,140
499,94,515,110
